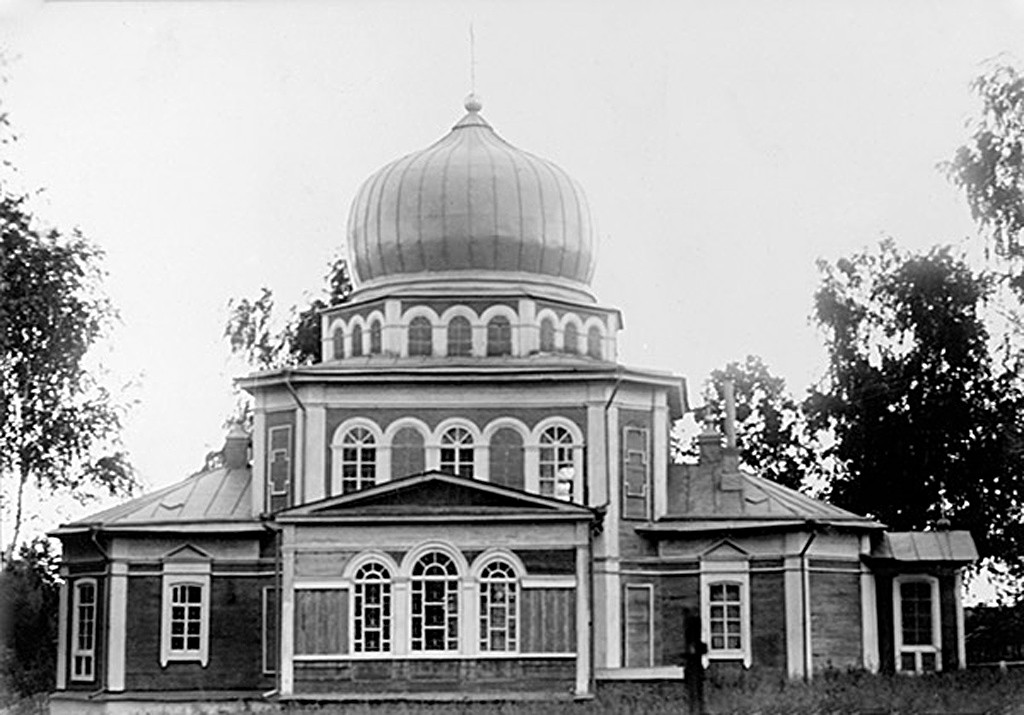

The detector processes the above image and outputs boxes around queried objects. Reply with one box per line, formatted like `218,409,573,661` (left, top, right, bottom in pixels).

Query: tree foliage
0,194,136,559
0,538,58,698
225,255,353,371
683,355,817,490
806,239,1024,566
944,62,1024,296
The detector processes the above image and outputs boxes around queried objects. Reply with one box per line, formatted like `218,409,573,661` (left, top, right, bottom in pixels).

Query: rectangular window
708,582,743,652
267,424,292,512
895,576,941,673
624,584,654,668
161,569,211,667
71,579,97,681
622,426,650,519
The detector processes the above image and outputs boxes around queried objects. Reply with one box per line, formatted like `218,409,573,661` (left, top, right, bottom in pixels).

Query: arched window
539,425,576,501
391,426,425,480
411,552,459,652
489,428,524,491
439,427,475,478
563,323,579,354
479,561,519,652
539,318,556,352
486,316,512,356
351,324,364,357
369,319,382,355
586,326,602,359
339,427,376,494
408,316,433,356
353,562,391,653
332,328,345,360
71,579,97,681
447,316,473,357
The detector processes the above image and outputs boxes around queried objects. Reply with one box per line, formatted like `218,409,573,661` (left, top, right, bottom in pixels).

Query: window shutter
622,426,650,519
267,425,292,512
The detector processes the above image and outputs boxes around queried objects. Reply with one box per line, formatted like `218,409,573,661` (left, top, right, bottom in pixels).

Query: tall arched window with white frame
439,426,475,478
71,579,97,681
411,552,460,652
353,562,392,653
586,325,602,359
332,328,345,360
408,316,433,356
479,560,519,652
339,426,377,494
563,322,579,354
486,316,513,356
539,317,556,352
369,319,382,354
351,324,364,357
539,425,576,500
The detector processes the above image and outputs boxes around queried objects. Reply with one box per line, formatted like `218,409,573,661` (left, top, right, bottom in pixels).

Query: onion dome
347,95,596,299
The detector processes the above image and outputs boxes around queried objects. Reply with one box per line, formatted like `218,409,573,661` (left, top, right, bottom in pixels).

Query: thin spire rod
469,22,477,95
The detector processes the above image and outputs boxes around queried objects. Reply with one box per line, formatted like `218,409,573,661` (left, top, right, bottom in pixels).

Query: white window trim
476,556,522,654
700,560,751,667
893,574,942,674
70,578,97,682
161,563,211,667
350,561,394,655
330,420,382,496
624,583,655,668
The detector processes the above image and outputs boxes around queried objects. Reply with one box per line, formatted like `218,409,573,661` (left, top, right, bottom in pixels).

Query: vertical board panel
263,587,279,674
810,571,862,671
522,589,576,653
295,590,348,655
624,585,653,667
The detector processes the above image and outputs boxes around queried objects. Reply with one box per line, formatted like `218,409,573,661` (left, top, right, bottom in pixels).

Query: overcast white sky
1,1,1021,534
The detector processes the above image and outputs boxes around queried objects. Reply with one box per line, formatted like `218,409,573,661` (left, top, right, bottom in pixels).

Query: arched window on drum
486,316,513,356
338,426,376,494
447,316,473,357
439,427,475,478
408,316,433,357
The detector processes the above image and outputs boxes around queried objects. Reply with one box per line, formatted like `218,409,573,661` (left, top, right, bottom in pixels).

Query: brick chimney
222,423,251,470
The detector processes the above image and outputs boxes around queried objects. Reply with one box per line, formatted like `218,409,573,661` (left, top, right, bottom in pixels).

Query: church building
50,96,977,712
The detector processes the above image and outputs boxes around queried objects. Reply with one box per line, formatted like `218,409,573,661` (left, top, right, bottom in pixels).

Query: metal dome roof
347,97,596,297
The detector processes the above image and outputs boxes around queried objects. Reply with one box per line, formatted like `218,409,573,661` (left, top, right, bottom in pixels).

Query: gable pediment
161,543,212,562
701,539,749,560
277,471,593,520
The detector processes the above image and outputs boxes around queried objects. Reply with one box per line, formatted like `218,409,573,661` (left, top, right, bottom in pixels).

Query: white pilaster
107,562,128,692
784,555,805,679
56,573,68,690
586,403,606,509
280,528,296,695
859,535,879,673
462,579,477,655
252,410,267,516
652,396,668,519
518,299,537,355
955,570,967,669
575,523,592,696
384,299,401,354
305,404,326,503
393,577,409,655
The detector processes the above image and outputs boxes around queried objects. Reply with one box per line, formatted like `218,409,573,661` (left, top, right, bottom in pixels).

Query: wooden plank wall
295,590,348,655
810,569,863,671
520,589,575,653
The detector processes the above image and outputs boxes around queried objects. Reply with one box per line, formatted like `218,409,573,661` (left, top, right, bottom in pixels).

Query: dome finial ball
464,93,483,113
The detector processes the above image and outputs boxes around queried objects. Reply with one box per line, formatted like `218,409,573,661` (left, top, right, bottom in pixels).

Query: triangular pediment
278,471,593,520
701,539,749,560
162,543,212,562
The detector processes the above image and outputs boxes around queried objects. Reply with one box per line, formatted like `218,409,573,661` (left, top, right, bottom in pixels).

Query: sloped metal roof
661,462,882,531
873,531,978,563
52,467,257,534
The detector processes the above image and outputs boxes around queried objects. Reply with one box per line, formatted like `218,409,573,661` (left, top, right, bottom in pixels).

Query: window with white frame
353,562,392,653
447,316,473,357
586,325,603,359
700,560,751,666
479,560,519,652
563,322,579,354
369,319,382,354
539,425,576,501
539,318,556,352
339,426,376,494
332,328,345,360
408,316,433,356
411,552,460,652
71,579,97,681
486,316,512,356
161,568,211,666
351,324,364,357
894,576,941,673
439,426,475,478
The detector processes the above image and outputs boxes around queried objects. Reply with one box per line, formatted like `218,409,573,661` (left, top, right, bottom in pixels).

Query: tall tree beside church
686,356,817,490
225,255,353,370
805,239,1024,567
0,195,136,560
944,62,1024,298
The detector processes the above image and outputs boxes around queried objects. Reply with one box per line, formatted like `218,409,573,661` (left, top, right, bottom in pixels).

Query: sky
1,0,1021,536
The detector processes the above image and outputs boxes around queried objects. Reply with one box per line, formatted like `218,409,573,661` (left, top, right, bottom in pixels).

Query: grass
15,669,1024,715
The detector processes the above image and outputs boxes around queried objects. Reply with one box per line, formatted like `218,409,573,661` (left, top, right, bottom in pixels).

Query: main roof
347,96,596,298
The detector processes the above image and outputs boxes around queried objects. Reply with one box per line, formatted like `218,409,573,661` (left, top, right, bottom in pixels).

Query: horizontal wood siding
751,571,786,669
516,549,576,575
294,658,574,694
295,589,348,655
295,551,356,579
810,571,863,672
655,574,699,667
521,589,576,653
123,575,273,691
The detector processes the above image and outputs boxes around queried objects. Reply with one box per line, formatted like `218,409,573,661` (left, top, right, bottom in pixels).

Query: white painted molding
107,563,128,691
56,580,68,689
